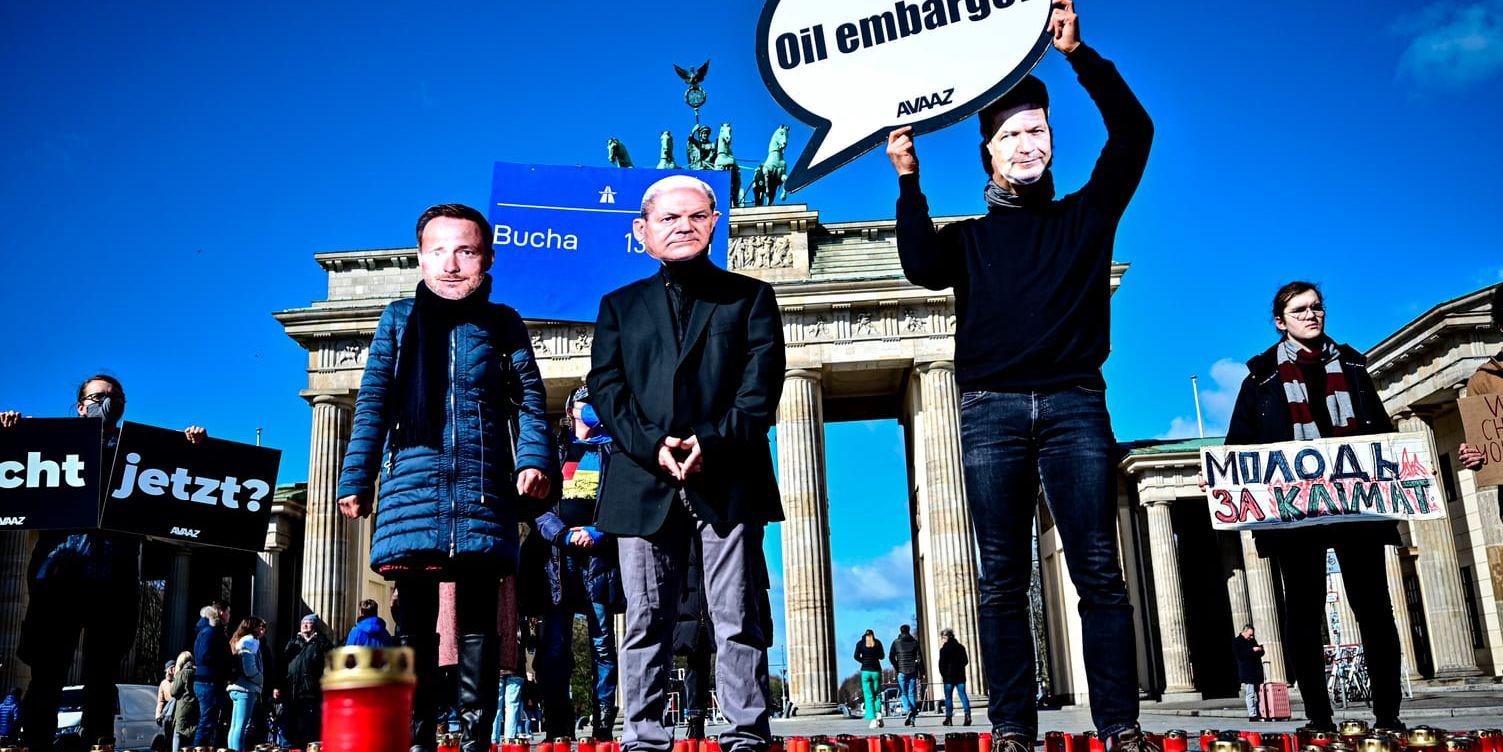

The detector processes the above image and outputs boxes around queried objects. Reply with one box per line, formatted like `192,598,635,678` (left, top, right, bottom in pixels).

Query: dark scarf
983,172,1056,210
1275,337,1357,439
394,276,493,448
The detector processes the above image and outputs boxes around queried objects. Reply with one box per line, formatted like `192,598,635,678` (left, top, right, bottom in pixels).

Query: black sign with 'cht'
0,417,105,530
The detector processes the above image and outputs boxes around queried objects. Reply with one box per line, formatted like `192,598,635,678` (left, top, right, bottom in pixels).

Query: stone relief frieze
788,302,952,343
728,235,794,271
325,339,368,369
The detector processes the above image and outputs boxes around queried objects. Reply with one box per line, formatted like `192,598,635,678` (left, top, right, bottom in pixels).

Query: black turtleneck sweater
896,44,1153,392
658,251,714,346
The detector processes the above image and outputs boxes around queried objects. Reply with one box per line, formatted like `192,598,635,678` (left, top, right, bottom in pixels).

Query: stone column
301,394,358,638
1143,500,1194,694
163,547,194,659
1384,545,1421,681
776,369,838,714
911,362,985,693
1395,413,1482,678
0,531,35,689
1220,533,1252,632
254,550,281,632
1240,531,1287,683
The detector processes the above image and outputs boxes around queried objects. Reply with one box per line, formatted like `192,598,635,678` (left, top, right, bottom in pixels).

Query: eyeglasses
1282,304,1326,320
81,392,118,405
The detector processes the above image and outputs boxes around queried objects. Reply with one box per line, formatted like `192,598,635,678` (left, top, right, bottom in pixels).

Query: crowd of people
850,627,971,730
4,4,1503,752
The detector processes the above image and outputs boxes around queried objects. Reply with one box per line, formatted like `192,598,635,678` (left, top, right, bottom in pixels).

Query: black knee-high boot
457,634,499,752
403,633,441,752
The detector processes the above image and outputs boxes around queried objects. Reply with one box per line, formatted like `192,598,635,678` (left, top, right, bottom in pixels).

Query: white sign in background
758,0,1054,192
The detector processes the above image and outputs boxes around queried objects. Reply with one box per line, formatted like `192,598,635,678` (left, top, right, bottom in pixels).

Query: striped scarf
1276,338,1357,439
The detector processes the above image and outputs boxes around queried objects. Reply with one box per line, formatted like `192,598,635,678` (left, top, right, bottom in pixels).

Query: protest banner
488,163,733,322
1200,432,1443,531
0,417,104,530
100,421,280,550
1458,393,1503,487
757,0,1054,192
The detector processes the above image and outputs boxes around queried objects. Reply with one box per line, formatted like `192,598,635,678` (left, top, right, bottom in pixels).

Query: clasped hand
657,435,704,482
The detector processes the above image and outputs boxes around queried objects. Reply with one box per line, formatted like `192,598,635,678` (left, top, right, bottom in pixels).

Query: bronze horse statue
761,125,790,203
607,138,634,168
711,123,740,206
656,130,679,169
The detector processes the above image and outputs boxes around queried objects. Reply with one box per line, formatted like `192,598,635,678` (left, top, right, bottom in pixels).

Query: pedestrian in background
227,617,266,751
347,599,395,647
1233,625,1265,721
193,601,233,748
939,629,971,727
889,625,924,726
854,630,885,729
283,614,333,748
156,659,177,746
169,652,197,752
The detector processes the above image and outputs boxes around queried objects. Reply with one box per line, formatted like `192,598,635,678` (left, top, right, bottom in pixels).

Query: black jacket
588,258,786,536
674,537,713,655
889,633,924,676
193,618,233,684
854,639,885,673
283,632,334,701
938,640,969,684
1225,340,1401,553
1233,635,1265,684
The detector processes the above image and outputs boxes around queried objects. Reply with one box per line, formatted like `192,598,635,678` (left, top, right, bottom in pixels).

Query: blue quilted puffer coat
337,296,556,576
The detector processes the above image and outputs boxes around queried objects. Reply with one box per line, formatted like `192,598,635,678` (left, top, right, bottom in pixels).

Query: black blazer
587,262,786,537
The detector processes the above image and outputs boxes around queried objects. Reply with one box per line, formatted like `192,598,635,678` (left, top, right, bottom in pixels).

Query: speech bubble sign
757,0,1054,193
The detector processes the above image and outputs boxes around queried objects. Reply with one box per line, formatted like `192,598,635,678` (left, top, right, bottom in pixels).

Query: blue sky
3,1,1502,680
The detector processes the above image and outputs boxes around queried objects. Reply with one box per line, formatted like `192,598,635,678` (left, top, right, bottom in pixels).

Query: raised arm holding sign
2,374,211,752
1457,284,1503,478
885,5,1157,750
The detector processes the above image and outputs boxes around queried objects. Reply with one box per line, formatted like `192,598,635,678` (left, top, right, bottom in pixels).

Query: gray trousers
618,512,771,752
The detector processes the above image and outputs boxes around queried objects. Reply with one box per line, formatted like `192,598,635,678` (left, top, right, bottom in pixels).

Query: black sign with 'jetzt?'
100,421,281,551
0,417,105,530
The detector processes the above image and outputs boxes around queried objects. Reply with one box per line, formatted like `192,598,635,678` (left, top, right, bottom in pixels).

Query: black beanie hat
978,75,1050,174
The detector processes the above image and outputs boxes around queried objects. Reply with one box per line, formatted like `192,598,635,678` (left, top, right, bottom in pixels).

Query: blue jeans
944,683,971,718
492,675,526,742
227,688,258,751
896,672,919,715
192,680,227,747
960,387,1137,739
537,597,618,730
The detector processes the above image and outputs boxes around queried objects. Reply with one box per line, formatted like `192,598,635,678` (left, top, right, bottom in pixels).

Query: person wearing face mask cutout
0,375,207,752
884,3,1155,752
526,386,623,740
336,204,556,752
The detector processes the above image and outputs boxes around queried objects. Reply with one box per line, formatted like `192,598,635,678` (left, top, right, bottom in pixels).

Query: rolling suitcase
1260,682,1292,721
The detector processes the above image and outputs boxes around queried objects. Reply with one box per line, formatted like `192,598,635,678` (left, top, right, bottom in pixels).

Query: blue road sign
488,162,733,322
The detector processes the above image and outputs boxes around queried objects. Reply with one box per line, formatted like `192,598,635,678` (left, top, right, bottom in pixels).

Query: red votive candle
320,646,416,752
